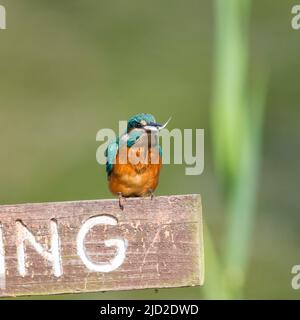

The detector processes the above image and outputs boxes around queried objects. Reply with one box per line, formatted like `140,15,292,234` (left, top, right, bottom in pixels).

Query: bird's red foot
118,193,124,210
149,189,154,200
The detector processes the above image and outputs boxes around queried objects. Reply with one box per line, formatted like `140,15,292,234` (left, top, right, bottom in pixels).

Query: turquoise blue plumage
105,113,162,176
105,113,168,206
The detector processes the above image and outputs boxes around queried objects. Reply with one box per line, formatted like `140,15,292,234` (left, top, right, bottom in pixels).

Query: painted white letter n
16,220,62,277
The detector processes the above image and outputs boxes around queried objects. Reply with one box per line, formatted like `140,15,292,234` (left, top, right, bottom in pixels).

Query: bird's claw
118,193,124,210
149,189,154,200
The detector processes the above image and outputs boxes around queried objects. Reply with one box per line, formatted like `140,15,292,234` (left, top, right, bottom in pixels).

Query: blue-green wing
105,140,118,176
158,145,162,157
126,130,143,148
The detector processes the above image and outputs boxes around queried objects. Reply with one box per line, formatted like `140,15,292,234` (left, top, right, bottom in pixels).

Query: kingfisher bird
105,113,170,210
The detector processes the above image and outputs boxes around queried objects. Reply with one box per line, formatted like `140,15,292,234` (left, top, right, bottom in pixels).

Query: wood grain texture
0,194,204,297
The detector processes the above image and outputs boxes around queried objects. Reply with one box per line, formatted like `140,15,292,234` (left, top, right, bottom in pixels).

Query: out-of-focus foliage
208,0,267,299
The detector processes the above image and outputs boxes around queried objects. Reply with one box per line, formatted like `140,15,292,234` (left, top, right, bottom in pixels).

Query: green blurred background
0,0,299,299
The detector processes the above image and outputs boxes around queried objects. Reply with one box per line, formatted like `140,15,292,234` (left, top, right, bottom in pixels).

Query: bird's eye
135,123,142,128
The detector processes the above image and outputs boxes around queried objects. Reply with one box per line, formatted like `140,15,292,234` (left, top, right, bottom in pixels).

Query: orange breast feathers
108,146,162,197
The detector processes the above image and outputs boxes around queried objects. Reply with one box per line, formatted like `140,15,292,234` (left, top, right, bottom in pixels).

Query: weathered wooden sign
0,194,204,297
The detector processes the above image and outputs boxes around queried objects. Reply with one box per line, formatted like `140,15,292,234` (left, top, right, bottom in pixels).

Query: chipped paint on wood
0,194,204,297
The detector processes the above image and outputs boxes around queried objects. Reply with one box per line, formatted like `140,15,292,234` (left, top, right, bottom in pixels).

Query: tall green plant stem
209,0,267,298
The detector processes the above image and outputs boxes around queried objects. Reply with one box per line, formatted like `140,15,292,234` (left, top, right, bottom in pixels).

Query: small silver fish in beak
158,117,172,130
143,117,172,132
